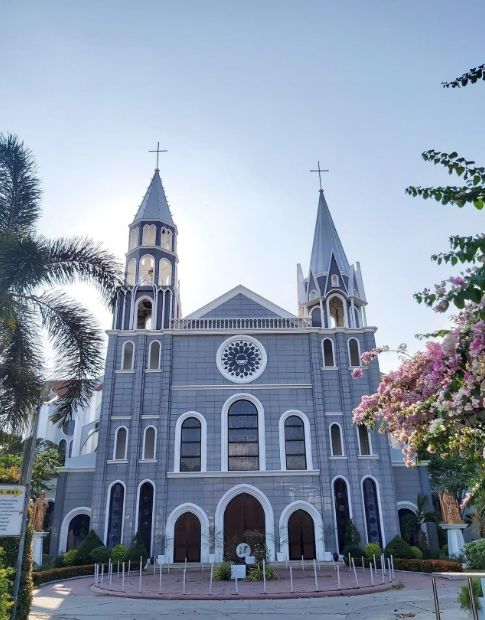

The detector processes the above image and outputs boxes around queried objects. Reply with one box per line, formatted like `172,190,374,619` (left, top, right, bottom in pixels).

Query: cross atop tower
149,142,167,170
310,161,329,191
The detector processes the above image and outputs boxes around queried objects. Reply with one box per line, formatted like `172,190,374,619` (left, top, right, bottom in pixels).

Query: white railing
170,317,312,330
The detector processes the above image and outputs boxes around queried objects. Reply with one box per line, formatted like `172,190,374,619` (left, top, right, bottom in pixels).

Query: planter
157,555,165,565
276,552,284,562
208,553,216,564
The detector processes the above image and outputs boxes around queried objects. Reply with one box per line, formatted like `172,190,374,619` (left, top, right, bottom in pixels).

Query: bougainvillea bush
352,302,485,504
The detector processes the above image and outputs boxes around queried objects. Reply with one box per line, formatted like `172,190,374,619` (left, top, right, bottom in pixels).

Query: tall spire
310,190,350,276
133,169,174,224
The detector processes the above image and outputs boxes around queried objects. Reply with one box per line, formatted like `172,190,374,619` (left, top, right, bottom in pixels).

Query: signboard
231,564,246,580
236,543,251,558
0,485,25,537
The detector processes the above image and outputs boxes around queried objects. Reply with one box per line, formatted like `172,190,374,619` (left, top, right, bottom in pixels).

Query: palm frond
42,237,123,308
31,290,104,428
0,231,47,294
0,133,41,232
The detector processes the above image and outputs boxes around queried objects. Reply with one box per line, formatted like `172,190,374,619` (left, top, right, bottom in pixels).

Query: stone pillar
32,532,49,567
440,523,467,557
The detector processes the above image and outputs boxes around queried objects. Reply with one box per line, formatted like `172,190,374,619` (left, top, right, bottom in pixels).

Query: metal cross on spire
149,142,167,170
310,161,329,191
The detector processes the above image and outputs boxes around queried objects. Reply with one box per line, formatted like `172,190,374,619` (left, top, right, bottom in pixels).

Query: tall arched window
114,427,128,460
180,418,201,472
161,228,172,250
322,339,335,366
121,341,134,370
348,338,361,367
159,258,171,286
148,341,161,369
311,307,322,327
228,400,259,471
142,224,156,246
127,259,136,286
358,425,372,455
330,424,343,456
129,227,139,250
107,482,125,547
59,439,67,465
140,255,154,283
329,296,345,328
362,477,383,546
143,427,156,459
333,478,350,553
284,416,306,470
137,481,154,554
136,299,152,330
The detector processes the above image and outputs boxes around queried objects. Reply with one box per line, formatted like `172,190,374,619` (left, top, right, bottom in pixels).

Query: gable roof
310,190,350,276
184,284,296,320
133,169,174,224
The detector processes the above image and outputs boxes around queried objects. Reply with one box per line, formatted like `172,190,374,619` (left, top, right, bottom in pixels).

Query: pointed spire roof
134,169,174,224
310,190,350,275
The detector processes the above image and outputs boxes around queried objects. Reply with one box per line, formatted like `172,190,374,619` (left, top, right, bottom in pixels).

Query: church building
48,165,435,561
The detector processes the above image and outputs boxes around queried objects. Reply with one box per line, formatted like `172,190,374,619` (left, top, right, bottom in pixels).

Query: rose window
217,336,267,383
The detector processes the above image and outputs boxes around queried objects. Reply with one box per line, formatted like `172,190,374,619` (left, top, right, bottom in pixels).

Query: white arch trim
103,480,127,546
165,502,209,563
361,475,386,547
326,292,348,328
279,500,325,561
134,479,156,555
214,483,275,562
59,506,91,554
221,393,266,472
278,410,313,471
173,412,207,472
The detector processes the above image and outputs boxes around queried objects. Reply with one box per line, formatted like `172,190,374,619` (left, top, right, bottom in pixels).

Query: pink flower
352,368,363,379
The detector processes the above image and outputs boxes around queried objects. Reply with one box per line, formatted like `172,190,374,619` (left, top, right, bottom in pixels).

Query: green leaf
469,288,482,303
457,166,465,177
435,192,442,201
454,296,465,309
449,152,458,159
474,176,481,186
451,256,458,266
474,199,484,210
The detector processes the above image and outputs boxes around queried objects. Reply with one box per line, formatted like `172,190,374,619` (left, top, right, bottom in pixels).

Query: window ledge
145,369,163,373
139,459,157,463
321,366,339,371
167,470,320,479
329,455,347,459
348,366,366,371
107,459,128,464
358,455,378,459
325,412,343,416
115,369,135,374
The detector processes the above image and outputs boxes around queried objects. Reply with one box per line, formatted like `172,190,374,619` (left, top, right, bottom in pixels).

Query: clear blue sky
2,1,484,372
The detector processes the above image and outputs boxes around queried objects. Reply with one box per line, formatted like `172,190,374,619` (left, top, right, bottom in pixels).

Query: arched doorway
66,513,90,551
288,510,316,560
174,513,201,562
137,482,154,555
398,508,418,546
224,493,265,561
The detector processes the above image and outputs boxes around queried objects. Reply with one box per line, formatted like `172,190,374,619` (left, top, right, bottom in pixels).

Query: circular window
216,336,267,383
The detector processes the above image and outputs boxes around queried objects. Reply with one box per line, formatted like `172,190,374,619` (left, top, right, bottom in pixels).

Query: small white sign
0,485,25,537
236,543,251,558
245,555,256,565
231,564,246,580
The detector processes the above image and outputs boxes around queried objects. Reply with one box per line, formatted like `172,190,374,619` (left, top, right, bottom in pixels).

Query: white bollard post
313,559,319,591
118,561,120,578
94,564,97,586
337,564,341,590
391,555,395,581
369,561,374,586
381,559,385,583
139,558,142,592
348,553,351,572
159,562,162,594
101,563,104,588
290,566,293,593
128,560,131,575
285,557,288,569
362,556,365,573
185,557,187,571
301,555,304,571
388,558,392,583
122,562,125,592
351,558,359,588
373,554,376,571
235,577,239,595
109,563,113,590
209,563,213,595
183,568,186,595
153,559,156,575
381,554,386,575
263,560,267,594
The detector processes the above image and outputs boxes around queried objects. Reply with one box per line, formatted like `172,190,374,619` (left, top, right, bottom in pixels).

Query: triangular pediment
184,285,296,320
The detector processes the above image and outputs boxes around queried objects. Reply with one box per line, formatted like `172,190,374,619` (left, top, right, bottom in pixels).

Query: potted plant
156,533,172,565
275,525,288,562
204,524,223,563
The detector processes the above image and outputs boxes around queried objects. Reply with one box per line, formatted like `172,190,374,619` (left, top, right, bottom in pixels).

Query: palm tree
0,133,122,432
401,493,440,547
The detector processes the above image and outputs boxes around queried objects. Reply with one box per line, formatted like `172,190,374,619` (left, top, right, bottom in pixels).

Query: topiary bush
111,544,129,563
344,520,361,547
89,547,112,563
62,550,78,566
74,530,105,565
385,535,415,559
410,546,423,559
129,532,149,562
463,539,485,569
52,554,66,568
364,543,382,559
343,545,362,560
442,544,449,556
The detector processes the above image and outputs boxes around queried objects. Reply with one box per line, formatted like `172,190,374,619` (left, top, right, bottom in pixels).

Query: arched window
284,416,306,470
129,227,139,250
333,478,350,554
143,427,156,459
358,425,372,455
159,258,171,286
107,482,125,547
329,296,345,328
127,259,136,286
148,341,161,369
331,274,340,286
311,307,322,327
140,255,154,283
114,427,128,460
362,477,383,546
137,481,154,554
349,338,361,367
142,224,156,246
228,400,259,471
136,299,152,330
121,341,134,370
66,513,90,551
64,420,75,436
309,289,317,300
68,441,73,458
322,338,335,367
354,307,361,328
59,439,67,465
161,228,172,251
180,418,201,472
330,424,343,456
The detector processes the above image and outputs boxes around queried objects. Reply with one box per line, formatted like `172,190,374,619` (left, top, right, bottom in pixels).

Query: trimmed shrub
246,564,279,581
410,546,423,560
111,544,129,563
89,547,112,563
63,550,78,566
343,545,362,560
74,530,105,565
0,548,13,620
344,520,361,547
213,560,232,581
459,578,483,611
364,543,382,559
393,558,462,573
33,562,140,587
463,539,485,569
442,544,449,556
52,554,65,569
0,520,34,620
129,532,149,562
385,535,415,560
42,554,51,566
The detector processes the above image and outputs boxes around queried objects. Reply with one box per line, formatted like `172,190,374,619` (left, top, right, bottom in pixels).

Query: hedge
0,521,34,620
344,556,462,573
33,562,140,586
